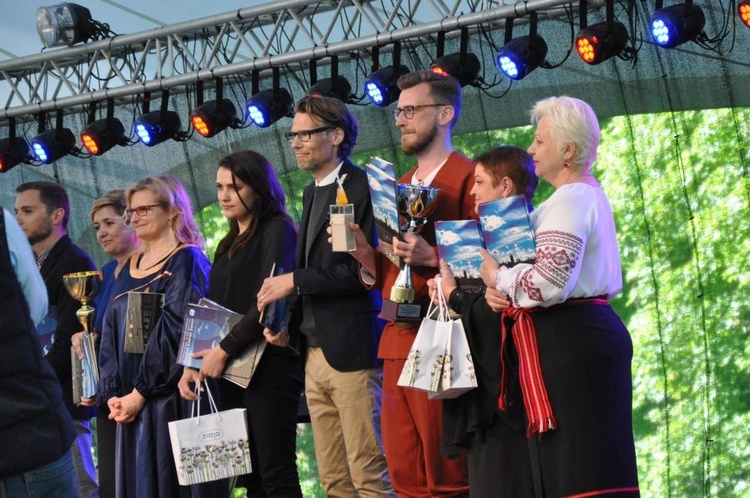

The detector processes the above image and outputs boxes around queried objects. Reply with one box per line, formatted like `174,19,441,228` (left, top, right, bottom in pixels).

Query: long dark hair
214,150,294,259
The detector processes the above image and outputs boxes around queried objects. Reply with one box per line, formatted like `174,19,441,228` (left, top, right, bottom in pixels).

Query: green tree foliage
197,107,750,497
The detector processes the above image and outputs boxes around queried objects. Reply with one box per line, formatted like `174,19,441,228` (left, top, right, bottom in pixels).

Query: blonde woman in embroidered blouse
479,96,640,497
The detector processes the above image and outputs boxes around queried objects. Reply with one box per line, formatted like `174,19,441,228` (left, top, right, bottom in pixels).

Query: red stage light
575,22,627,65
81,133,99,155
191,115,211,137
740,2,750,29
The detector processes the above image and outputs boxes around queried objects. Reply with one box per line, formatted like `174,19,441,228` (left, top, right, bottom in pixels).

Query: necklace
136,243,181,271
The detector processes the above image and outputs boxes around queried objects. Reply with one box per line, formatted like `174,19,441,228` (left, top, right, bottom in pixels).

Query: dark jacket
0,212,76,477
40,234,98,419
292,160,383,372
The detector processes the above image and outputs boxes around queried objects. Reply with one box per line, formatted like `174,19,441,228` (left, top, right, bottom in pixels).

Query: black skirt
528,302,640,497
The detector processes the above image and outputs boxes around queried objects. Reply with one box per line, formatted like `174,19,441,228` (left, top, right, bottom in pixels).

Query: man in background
15,181,99,497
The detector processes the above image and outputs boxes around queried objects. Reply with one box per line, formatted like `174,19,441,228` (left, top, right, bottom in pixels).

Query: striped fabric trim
499,305,557,436
564,486,640,497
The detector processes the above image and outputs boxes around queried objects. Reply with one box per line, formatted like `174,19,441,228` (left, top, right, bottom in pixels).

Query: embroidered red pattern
518,230,583,302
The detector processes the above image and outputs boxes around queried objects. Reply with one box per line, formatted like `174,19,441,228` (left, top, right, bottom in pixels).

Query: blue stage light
650,3,705,48
30,128,76,164
364,65,410,107
496,35,548,81
245,89,292,128
133,110,181,147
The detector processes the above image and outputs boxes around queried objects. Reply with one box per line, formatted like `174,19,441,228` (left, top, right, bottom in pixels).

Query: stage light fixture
0,118,29,173
0,137,30,173
576,22,628,64
497,35,548,80
650,2,706,48
36,3,100,48
309,75,352,103
134,111,181,147
31,128,76,164
81,101,127,156
431,53,481,87
739,2,750,29
430,29,479,87
365,65,410,107
81,118,126,155
191,99,237,138
497,14,548,81
246,89,293,128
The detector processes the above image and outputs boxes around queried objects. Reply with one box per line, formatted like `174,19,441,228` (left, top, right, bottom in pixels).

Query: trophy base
379,299,423,325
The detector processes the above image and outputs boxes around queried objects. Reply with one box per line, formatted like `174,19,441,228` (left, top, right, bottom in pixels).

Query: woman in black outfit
428,146,538,497
179,150,304,497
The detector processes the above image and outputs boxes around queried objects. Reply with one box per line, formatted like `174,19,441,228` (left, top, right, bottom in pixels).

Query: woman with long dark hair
178,150,304,497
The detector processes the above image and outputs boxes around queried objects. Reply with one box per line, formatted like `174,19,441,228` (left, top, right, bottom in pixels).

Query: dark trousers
221,351,304,498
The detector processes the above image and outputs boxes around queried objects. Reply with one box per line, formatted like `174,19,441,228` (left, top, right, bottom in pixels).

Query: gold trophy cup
380,184,439,322
63,270,103,334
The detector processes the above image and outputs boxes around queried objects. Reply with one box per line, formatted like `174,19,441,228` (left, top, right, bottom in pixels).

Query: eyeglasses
284,126,334,144
125,204,162,220
392,104,446,120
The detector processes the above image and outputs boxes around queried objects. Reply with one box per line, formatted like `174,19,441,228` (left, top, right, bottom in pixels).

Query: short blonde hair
90,189,127,221
126,175,205,250
529,96,600,169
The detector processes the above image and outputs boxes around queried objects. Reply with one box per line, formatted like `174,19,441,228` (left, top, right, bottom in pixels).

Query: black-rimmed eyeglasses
284,126,334,144
392,104,445,120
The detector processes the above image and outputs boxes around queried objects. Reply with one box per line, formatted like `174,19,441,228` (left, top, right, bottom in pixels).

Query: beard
401,122,439,156
27,217,53,246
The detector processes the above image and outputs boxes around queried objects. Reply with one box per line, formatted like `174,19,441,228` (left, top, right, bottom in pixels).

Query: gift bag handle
191,380,220,425
434,277,452,322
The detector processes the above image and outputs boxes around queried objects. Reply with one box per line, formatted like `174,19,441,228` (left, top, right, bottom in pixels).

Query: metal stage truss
0,0,605,123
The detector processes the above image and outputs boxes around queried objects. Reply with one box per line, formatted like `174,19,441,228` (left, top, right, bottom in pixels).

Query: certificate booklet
177,297,266,389
365,156,402,267
258,264,293,335
435,220,484,290
176,304,230,370
71,333,99,402
478,195,536,267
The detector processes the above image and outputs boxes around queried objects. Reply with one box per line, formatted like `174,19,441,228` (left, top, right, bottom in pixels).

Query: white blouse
496,183,623,308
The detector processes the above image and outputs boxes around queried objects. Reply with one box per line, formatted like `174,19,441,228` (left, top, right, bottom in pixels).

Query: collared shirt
410,156,449,187
315,161,345,187
36,235,63,270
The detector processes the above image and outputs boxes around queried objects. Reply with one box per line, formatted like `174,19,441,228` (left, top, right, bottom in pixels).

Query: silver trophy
382,184,439,321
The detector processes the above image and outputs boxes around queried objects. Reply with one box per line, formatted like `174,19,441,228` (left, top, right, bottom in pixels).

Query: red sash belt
499,296,609,437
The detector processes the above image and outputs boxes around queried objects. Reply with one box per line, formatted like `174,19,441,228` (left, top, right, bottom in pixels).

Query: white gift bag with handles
428,282,478,399
397,280,453,395
168,381,252,485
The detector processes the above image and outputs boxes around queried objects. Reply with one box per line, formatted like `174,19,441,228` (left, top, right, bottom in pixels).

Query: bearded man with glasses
345,70,475,497
259,94,393,497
